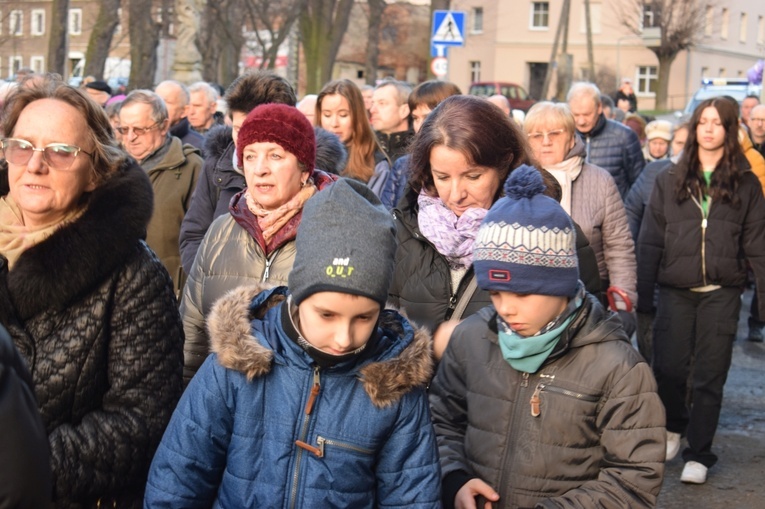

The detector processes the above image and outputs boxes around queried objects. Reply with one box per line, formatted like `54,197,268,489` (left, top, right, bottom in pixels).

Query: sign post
430,10,466,79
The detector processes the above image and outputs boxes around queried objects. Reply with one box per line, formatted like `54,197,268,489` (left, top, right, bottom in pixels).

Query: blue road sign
431,10,466,47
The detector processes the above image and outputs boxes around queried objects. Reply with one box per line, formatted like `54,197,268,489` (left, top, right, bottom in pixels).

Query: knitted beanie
473,165,579,297
236,103,315,174
289,178,397,306
645,119,674,141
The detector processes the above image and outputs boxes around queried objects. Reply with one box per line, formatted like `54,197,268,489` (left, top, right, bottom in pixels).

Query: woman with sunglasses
0,77,184,507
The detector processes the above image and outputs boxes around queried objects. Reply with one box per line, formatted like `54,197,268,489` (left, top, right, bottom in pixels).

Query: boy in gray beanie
429,165,665,509
146,178,441,508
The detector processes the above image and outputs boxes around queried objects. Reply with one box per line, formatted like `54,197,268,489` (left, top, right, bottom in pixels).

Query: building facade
446,0,765,110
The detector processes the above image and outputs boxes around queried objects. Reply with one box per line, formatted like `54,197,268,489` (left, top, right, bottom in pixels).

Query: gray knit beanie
289,178,397,306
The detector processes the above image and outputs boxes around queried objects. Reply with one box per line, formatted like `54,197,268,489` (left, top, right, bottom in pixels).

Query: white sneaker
681,461,708,484
666,431,681,461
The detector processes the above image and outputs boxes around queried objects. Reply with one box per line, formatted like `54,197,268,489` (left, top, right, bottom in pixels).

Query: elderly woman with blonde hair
524,101,637,336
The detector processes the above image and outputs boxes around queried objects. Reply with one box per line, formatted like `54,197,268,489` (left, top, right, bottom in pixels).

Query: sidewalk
656,289,765,508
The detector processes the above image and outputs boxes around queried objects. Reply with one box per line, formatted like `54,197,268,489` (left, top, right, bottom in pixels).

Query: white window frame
705,6,714,37
740,13,747,43
472,7,484,34
636,65,658,95
10,10,23,36
530,2,550,30
470,61,481,83
69,8,83,36
30,56,45,74
31,9,46,36
721,8,729,40
9,56,23,77
758,16,765,45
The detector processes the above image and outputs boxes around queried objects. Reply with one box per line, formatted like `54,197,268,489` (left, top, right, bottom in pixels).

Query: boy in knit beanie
429,165,665,509
146,178,441,508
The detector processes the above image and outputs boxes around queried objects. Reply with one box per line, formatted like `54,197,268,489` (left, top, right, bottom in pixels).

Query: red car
469,82,537,112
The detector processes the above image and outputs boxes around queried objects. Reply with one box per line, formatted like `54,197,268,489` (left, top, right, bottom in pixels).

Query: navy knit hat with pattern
473,165,579,297
289,178,397,306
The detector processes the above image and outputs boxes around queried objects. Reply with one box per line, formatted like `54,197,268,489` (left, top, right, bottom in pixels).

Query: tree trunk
299,0,354,94
47,0,69,77
200,0,243,87
654,52,676,111
84,0,120,80
364,0,385,85
128,0,161,90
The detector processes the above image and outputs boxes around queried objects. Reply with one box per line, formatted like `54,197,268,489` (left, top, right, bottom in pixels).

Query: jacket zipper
289,367,321,509
529,381,600,417
262,248,280,282
498,370,532,504
315,436,374,457
690,193,710,286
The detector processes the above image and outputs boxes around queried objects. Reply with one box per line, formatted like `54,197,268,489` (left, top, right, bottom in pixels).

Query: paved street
656,289,765,508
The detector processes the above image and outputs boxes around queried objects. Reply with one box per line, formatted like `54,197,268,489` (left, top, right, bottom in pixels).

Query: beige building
446,0,765,111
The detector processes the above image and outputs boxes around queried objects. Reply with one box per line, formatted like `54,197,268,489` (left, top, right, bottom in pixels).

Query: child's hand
455,478,499,509
433,320,461,360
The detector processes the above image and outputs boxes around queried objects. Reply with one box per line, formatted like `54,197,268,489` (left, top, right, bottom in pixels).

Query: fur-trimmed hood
207,284,433,408
203,124,234,160
1,158,154,320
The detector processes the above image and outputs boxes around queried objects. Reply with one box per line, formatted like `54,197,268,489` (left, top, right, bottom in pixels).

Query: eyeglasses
1,138,93,170
527,130,565,143
115,122,161,136
751,117,765,123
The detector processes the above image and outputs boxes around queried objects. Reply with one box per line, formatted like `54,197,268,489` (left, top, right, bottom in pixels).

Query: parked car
681,78,762,117
469,81,537,112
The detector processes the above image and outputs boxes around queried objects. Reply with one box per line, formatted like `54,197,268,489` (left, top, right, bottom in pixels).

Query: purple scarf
417,191,488,270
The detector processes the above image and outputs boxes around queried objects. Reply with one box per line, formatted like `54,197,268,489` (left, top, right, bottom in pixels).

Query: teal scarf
497,288,584,373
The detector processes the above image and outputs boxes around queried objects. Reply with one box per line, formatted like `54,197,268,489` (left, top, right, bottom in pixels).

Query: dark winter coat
637,157,765,317
624,158,674,241
146,285,441,508
375,129,413,163
179,125,245,274
169,117,204,150
390,188,601,333
0,161,184,509
429,295,665,509
577,114,645,199
0,324,52,509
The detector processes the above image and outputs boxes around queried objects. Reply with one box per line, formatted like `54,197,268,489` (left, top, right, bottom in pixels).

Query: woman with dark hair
0,77,183,507
638,97,765,484
389,95,535,357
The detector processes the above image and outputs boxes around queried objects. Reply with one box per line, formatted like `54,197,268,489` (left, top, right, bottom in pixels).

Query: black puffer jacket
390,188,601,333
637,158,765,316
578,114,645,199
178,125,245,274
0,161,184,509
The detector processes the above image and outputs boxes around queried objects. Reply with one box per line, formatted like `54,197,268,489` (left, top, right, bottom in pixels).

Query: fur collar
208,284,433,408
2,159,154,320
203,125,234,160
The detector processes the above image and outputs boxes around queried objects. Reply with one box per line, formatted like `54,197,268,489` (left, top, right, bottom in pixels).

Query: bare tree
199,0,245,86
84,0,121,80
615,0,706,110
364,0,386,85
128,0,162,89
243,0,307,70
299,0,355,93
48,0,70,76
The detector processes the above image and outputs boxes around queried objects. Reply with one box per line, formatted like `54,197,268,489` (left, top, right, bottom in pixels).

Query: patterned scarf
0,194,84,269
417,190,488,270
245,178,317,244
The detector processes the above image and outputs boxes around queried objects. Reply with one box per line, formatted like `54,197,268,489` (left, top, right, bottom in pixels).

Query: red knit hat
236,103,315,175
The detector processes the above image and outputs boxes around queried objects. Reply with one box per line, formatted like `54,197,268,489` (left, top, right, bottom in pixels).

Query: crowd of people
0,68,763,508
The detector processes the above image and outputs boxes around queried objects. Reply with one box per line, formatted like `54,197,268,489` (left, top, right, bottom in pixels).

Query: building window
10,10,23,35
718,67,726,76
758,16,764,45
9,56,22,77
721,8,729,39
530,2,549,29
31,9,45,36
636,66,657,94
579,2,602,34
470,61,481,83
740,13,747,43
30,56,44,74
705,6,714,36
642,4,655,29
472,7,484,34
69,9,82,36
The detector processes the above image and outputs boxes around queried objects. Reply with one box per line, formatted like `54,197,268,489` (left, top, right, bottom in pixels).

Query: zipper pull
304,367,321,415
521,372,529,388
262,258,272,282
701,218,708,229
317,436,326,457
530,383,543,417
295,440,323,457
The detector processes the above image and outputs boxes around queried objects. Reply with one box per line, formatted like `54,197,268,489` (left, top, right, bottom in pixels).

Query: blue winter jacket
578,114,645,199
145,285,441,509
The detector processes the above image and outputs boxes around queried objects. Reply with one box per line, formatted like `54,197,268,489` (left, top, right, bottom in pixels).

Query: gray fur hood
207,284,434,408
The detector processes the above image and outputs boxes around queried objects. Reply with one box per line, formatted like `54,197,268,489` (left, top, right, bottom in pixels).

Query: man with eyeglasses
750,104,765,159
118,90,203,299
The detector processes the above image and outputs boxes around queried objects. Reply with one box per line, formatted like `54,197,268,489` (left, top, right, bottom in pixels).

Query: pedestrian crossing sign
431,10,466,47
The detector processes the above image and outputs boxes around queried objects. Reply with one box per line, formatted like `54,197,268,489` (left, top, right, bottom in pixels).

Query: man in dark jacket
370,80,414,162
0,324,52,509
568,82,645,198
155,80,205,150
